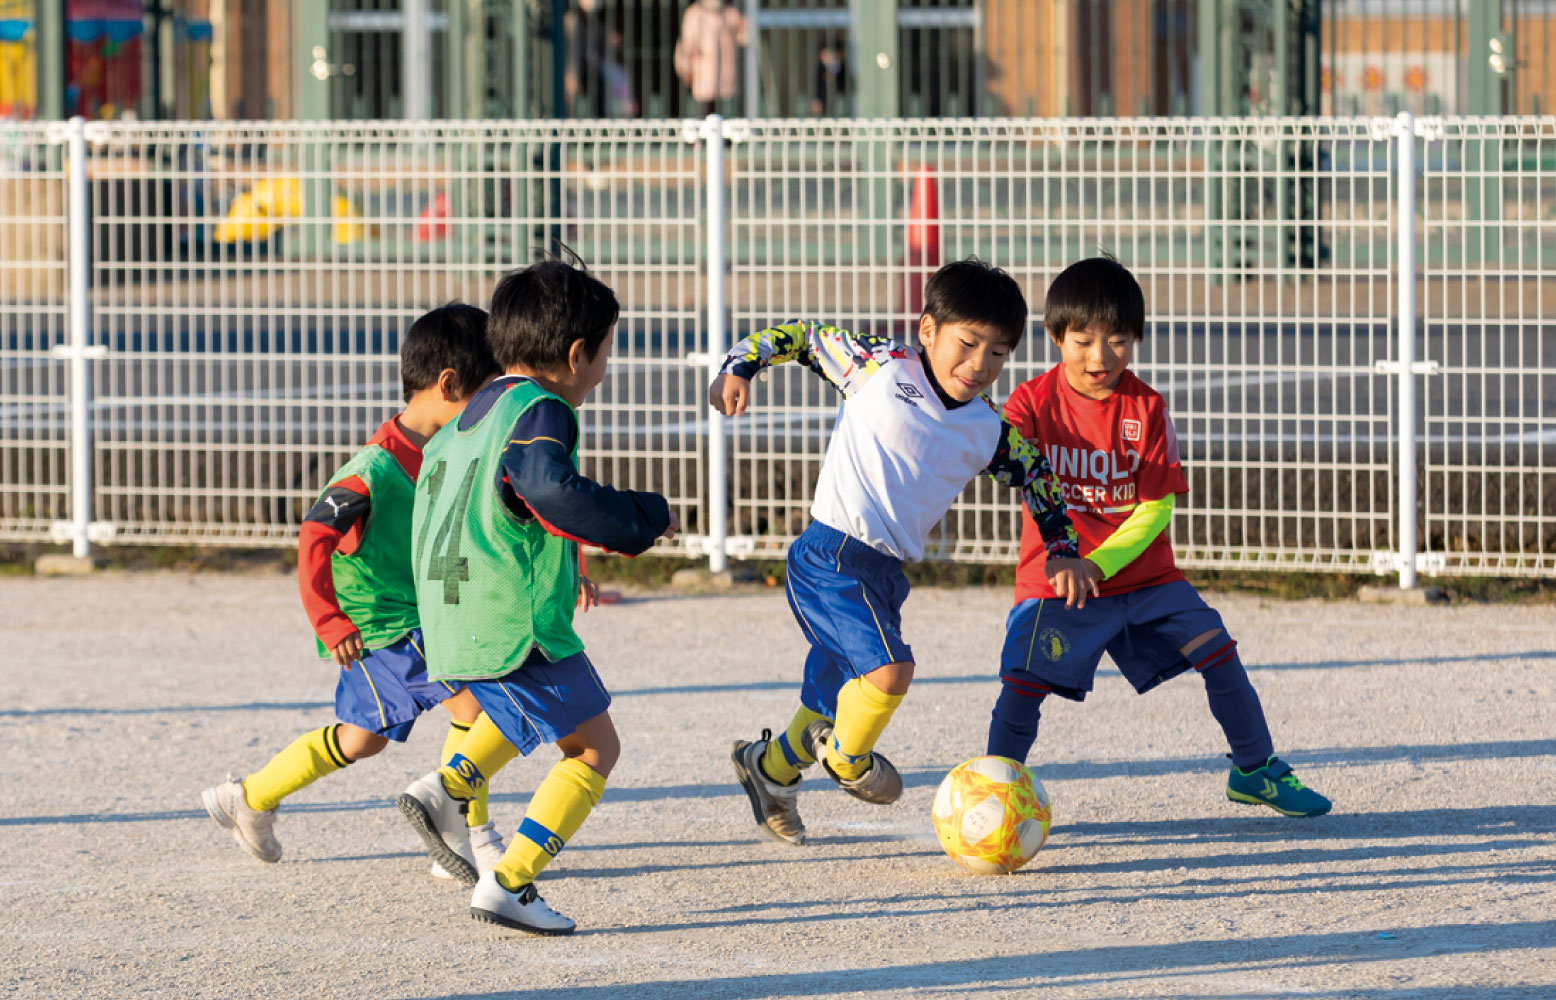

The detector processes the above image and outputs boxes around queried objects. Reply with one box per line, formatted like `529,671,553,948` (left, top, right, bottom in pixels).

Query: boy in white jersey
709,258,1093,845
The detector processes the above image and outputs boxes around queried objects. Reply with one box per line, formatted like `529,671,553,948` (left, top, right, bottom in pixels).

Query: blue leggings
987,637,1274,770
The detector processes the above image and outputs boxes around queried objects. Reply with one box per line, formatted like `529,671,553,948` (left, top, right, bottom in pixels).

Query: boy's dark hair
1043,256,1145,342
921,257,1028,346
487,257,621,371
400,302,499,402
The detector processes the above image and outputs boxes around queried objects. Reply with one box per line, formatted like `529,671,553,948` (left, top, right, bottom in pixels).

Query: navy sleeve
303,484,370,534
499,399,672,556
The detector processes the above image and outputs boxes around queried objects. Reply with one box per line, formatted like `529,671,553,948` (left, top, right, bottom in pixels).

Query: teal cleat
1226,757,1331,817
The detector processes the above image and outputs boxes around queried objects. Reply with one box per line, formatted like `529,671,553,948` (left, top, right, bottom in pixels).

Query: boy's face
1051,324,1134,400
918,316,1014,403
552,328,614,408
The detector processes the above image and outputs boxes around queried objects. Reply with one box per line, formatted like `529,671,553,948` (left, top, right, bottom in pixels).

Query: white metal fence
1,115,1551,582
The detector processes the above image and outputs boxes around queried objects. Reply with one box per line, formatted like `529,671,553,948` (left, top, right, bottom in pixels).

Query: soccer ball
931,755,1051,874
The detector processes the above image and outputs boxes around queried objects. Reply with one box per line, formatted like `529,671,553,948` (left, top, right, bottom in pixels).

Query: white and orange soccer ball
931,755,1051,874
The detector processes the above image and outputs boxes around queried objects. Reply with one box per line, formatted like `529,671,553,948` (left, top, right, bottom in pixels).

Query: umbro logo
894,382,924,408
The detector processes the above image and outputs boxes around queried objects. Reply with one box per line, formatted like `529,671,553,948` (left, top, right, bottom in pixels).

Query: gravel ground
1,571,1553,1000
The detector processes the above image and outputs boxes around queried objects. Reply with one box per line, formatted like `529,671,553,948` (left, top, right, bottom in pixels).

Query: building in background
1,0,1551,122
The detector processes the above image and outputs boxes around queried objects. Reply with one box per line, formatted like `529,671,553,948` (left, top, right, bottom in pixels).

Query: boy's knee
994,673,1050,720
442,689,483,725
1180,628,1226,659
559,713,620,778
336,725,389,761
864,660,915,697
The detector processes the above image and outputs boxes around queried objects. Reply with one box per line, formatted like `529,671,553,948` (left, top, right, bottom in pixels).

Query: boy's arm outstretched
710,319,909,414
501,398,677,555
984,416,1099,608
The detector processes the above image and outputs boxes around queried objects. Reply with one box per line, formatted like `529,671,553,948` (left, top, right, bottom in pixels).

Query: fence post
66,116,93,560
703,114,729,573
1394,111,1417,590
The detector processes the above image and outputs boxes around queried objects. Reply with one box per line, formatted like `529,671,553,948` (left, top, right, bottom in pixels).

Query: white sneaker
470,870,575,935
201,776,282,863
731,731,806,846
431,820,506,879
397,771,477,886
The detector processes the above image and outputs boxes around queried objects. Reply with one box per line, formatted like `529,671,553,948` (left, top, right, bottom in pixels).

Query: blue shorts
1000,581,1225,701
465,648,613,757
334,628,464,741
786,520,914,719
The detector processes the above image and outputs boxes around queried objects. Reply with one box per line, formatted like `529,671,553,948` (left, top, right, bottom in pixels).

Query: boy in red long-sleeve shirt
201,305,525,878
987,258,1330,818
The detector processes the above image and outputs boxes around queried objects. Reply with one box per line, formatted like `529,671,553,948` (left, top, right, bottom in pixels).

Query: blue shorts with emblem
785,520,914,719
465,648,613,757
335,628,464,741
1000,581,1225,701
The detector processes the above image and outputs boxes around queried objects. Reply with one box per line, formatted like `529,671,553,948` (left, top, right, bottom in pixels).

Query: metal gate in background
1,114,1552,583
0,124,70,545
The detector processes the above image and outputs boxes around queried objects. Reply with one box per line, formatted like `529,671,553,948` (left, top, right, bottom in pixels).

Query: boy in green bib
202,305,507,876
398,258,678,936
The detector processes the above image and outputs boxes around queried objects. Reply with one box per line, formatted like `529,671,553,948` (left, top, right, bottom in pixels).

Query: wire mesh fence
1416,116,1556,576
0,125,69,543
74,119,707,550
0,114,1550,579
726,117,1402,569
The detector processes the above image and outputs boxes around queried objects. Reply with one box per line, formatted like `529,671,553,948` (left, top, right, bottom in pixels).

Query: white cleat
470,871,575,935
201,776,282,864
731,731,807,846
432,820,506,879
397,771,477,886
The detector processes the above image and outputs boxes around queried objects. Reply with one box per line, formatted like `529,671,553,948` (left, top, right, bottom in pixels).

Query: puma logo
323,494,346,517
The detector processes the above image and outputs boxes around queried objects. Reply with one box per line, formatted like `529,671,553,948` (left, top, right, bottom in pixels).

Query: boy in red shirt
988,258,1330,817
202,305,522,876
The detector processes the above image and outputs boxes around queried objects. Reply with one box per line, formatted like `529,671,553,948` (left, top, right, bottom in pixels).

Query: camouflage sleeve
984,413,1081,560
718,320,912,398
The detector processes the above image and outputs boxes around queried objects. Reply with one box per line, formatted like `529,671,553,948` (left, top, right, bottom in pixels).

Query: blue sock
1194,639,1275,770
986,675,1049,763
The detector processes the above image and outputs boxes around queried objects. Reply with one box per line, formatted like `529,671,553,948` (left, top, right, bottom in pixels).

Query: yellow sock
439,713,517,822
243,725,350,812
439,719,492,826
826,678,904,780
760,705,830,785
493,758,605,891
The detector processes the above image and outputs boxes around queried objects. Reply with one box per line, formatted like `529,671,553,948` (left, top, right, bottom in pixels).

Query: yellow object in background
214,177,363,245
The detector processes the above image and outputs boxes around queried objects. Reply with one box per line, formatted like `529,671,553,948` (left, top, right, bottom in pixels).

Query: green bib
412,380,582,681
315,442,420,656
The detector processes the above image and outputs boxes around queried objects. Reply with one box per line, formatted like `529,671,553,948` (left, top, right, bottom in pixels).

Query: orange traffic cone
415,192,449,243
905,165,941,325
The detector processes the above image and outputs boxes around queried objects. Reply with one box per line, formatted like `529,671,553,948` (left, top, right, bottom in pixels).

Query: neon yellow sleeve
1086,495,1175,579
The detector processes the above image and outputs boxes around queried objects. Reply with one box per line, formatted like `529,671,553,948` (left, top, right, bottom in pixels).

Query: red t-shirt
1008,365,1189,602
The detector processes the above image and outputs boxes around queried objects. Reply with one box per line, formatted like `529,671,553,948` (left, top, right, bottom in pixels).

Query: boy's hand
659,509,681,541
331,631,365,668
1046,558,1103,610
577,575,600,613
709,374,751,416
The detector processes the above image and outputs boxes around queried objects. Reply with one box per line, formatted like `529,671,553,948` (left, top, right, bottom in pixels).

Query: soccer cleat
1226,757,1332,817
201,776,282,864
470,871,575,935
806,719,903,805
432,820,507,879
731,730,807,846
397,771,478,885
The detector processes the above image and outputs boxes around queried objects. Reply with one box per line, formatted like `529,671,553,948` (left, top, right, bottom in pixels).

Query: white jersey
719,320,1078,563
811,350,1000,560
